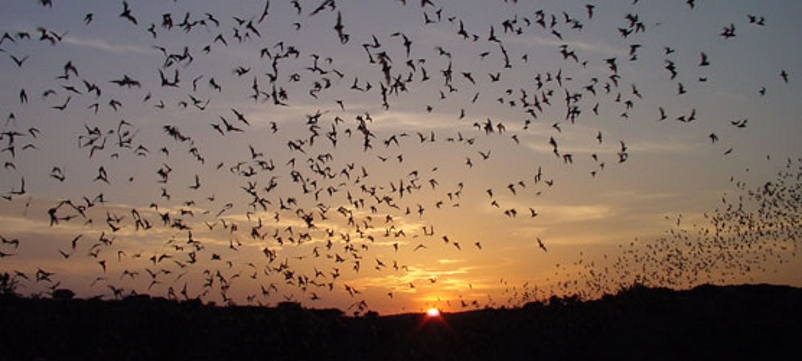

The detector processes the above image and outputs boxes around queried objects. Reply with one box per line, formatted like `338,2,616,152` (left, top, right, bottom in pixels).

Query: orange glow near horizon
426,307,441,318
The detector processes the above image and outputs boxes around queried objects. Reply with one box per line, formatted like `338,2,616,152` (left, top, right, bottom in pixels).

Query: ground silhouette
1,283,800,360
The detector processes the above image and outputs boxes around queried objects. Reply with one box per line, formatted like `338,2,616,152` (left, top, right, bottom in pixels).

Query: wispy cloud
354,262,480,293
62,35,153,55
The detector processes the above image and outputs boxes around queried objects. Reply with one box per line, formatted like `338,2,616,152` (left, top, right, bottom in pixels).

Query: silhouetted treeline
1,284,800,361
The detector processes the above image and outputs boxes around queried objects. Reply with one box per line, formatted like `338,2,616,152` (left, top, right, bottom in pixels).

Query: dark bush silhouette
0,284,800,361
0,272,19,298
51,288,75,301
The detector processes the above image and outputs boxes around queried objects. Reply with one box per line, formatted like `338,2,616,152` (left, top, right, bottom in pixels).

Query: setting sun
426,308,441,318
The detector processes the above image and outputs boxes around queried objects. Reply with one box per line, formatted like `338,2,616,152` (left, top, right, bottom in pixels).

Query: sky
1,0,801,315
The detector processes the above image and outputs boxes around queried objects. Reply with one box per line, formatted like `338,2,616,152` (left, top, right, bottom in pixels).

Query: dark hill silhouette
1,283,800,360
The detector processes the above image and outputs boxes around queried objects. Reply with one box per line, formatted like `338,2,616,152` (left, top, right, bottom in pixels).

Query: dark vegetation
1,280,800,360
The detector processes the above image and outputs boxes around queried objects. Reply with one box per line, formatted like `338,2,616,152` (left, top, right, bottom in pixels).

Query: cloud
62,35,153,55
347,257,513,303
541,204,616,223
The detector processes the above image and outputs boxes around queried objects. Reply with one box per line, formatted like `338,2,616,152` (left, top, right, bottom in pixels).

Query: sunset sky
1,0,801,314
